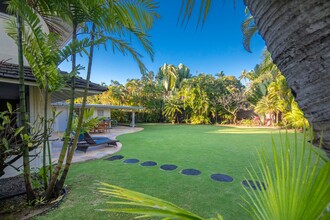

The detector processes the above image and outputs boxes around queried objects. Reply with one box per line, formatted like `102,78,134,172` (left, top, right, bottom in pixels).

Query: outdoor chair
92,122,106,133
76,132,119,153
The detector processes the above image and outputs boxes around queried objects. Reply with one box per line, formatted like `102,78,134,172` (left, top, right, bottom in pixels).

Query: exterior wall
0,13,28,65
0,11,51,66
2,148,43,179
53,106,68,132
1,86,52,179
93,108,111,119
53,107,111,133
29,86,52,123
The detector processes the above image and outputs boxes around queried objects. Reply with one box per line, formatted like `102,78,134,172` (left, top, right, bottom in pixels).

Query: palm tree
163,96,183,123
179,0,330,153
14,0,35,201
255,95,279,126
6,0,67,201
159,63,178,99
52,0,159,197
177,63,191,87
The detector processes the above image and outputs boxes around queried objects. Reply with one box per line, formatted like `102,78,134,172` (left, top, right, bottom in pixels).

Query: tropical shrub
0,103,55,178
0,103,24,177
220,114,233,124
72,108,103,133
190,115,210,124
163,96,183,124
111,110,131,124
240,119,254,127
284,101,309,129
242,133,329,219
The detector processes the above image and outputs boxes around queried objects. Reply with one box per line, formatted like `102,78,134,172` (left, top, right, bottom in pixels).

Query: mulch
0,175,67,219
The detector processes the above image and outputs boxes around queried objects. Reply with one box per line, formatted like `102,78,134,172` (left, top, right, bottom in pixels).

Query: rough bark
245,0,330,154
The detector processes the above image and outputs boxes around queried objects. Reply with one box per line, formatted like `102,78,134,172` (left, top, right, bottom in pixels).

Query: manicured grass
36,125,304,220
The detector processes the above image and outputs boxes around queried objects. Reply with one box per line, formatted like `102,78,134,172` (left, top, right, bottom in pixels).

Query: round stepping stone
160,164,178,171
211,174,233,182
140,161,157,167
123,158,139,164
181,169,201,176
242,180,266,191
105,155,124,161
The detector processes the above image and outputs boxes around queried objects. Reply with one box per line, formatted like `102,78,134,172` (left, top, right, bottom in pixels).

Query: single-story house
51,102,144,131
0,63,107,179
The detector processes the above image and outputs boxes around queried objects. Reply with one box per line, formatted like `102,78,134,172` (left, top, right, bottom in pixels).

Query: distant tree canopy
81,55,308,128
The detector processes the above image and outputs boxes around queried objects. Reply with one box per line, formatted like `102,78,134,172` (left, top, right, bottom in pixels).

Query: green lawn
36,124,304,220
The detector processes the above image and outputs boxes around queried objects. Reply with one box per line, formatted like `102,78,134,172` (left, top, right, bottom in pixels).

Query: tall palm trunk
56,23,96,191
16,7,35,201
245,0,330,154
42,76,49,189
45,24,78,200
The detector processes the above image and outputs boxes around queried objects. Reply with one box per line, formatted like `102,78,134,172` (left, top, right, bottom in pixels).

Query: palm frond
178,0,211,29
241,13,258,53
104,35,148,74
97,182,212,220
242,132,330,219
5,9,63,92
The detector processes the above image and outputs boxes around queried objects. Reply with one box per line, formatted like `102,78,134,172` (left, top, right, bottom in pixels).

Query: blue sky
59,0,266,85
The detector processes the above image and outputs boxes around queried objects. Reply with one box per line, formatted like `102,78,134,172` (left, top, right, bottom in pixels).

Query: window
97,110,104,116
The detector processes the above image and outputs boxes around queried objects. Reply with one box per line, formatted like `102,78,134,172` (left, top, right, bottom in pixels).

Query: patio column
131,111,135,127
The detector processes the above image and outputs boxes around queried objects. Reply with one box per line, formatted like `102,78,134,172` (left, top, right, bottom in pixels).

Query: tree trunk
16,7,36,201
45,24,78,200
245,0,330,154
42,77,49,189
56,23,96,191
232,113,237,125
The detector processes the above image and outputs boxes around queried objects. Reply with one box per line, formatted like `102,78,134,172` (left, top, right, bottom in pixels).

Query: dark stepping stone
141,161,157,167
160,164,178,171
242,180,266,190
123,158,139,164
211,174,233,182
181,169,201,176
105,155,124,161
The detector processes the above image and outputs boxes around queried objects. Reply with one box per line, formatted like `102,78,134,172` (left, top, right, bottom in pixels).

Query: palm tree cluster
244,51,309,128
2,0,158,202
83,63,249,125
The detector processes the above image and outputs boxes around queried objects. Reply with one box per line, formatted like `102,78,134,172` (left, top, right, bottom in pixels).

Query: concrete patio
51,126,143,163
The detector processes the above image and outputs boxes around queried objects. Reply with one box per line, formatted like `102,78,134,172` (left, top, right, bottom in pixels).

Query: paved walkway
51,126,143,163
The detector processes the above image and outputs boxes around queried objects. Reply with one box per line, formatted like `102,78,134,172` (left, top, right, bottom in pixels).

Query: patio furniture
93,121,108,133
103,121,110,132
76,132,119,152
111,119,118,127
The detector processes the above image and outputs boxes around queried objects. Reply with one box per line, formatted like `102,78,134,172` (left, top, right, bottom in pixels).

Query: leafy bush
220,114,233,124
72,107,103,133
111,110,130,124
284,101,309,129
240,119,254,126
190,115,210,124
0,103,24,176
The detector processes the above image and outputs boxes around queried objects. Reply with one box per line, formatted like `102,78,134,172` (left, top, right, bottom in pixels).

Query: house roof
52,102,144,111
0,62,107,102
